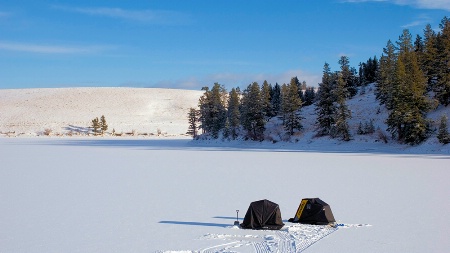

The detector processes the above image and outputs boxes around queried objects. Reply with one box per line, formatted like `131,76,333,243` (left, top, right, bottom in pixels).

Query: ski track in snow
157,224,368,253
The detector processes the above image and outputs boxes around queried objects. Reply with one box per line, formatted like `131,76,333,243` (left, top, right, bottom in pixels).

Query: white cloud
341,0,450,11
414,0,450,11
0,41,113,54
401,14,432,28
339,0,388,3
53,5,191,25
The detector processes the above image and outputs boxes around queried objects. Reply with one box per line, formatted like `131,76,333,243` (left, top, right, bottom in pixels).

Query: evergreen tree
91,117,100,135
372,56,380,83
339,55,358,97
291,76,302,99
222,118,230,140
434,17,450,106
187,108,200,139
198,83,227,138
437,115,450,144
386,29,429,145
422,24,439,89
377,40,397,109
358,62,366,85
303,87,316,106
414,34,424,63
333,74,352,141
227,88,241,140
271,83,282,116
414,34,425,87
280,78,303,136
100,115,108,135
240,82,265,141
315,63,337,136
357,121,364,135
357,120,375,135
364,119,375,134
301,81,307,90
261,80,274,119
362,56,379,84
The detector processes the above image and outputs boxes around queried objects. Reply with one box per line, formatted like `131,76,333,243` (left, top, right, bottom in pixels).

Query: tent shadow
159,220,230,228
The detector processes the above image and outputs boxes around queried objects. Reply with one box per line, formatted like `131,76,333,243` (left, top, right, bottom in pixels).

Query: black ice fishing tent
288,198,336,225
240,199,284,230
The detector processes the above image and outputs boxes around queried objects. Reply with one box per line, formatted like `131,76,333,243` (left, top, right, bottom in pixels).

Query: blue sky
0,0,449,90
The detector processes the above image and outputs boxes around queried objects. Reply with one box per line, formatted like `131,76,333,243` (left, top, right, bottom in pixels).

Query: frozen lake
1,138,449,252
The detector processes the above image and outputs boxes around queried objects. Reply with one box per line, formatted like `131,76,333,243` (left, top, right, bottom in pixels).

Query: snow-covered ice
1,137,449,252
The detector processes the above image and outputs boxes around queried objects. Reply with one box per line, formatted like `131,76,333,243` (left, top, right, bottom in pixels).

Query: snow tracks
157,223,371,252
199,224,338,253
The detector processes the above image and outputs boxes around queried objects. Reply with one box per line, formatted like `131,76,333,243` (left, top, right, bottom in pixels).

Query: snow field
0,87,203,136
1,138,449,252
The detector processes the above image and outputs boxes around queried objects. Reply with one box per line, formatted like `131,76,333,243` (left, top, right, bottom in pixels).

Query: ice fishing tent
288,198,336,225
240,199,284,230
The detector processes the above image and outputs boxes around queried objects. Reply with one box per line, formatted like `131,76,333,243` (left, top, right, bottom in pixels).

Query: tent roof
241,199,284,230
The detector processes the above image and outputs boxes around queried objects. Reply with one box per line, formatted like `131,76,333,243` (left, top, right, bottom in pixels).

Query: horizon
1,0,449,91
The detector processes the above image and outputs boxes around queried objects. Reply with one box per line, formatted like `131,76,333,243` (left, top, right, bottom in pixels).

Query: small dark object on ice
234,210,240,226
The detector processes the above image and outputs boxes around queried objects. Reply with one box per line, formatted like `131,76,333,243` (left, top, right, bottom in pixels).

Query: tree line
188,16,450,145
188,78,314,141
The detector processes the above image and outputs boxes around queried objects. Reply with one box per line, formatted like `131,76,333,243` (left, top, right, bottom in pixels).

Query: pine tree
261,80,274,119
359,62,366,86
357,121,364,135
100,115,108,135
91,117,100,135
333,75,352,141
364,119,375,134
371,56,379,83
414,34,424,65
223,118,230,140
280,78,303,136
377,40,397,109
240,82,265,141
198,83,227,138
303,87,316,106
437,115,450,144
227,88,241,140
386,29,429,145
271,83,282,116
434,17,450,106
187,108,200,139
422,24,439,89
361,56,379,84
339,55,358,97
301,81,307,91
315,63,337,136
291,76,302,99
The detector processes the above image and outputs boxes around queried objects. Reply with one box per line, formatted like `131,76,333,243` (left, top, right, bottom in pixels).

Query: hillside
264,84,450,150
0,87,203,137
1,85,449,154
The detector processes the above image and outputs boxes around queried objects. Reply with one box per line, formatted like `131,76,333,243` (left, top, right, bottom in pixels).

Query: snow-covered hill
0,87,203,137
1,84,449,154
264,84,450,154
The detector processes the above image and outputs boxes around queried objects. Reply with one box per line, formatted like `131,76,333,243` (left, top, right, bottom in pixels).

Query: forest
188,16,450,145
